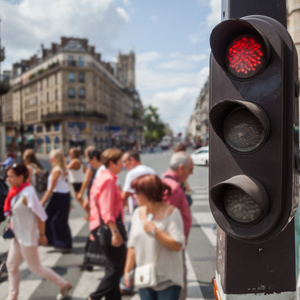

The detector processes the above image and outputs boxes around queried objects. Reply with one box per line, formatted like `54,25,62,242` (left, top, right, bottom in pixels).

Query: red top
89,170,123,231
163,169,192,244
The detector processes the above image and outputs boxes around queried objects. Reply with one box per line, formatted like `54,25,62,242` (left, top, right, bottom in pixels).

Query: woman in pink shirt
88,148,127,300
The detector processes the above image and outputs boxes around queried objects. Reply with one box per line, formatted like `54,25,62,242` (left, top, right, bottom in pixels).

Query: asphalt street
0,148,216,299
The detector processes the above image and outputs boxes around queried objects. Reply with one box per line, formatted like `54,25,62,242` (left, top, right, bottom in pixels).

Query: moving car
191,146,209,166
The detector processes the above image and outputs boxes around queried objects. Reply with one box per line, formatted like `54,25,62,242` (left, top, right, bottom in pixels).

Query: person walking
77,149,103,271
162,151,193,300
122,150,156,214
88,148,127,300
4,163,71,300
40,149,72,252
67,147,86,202
76,145,96,219
124,174,184,300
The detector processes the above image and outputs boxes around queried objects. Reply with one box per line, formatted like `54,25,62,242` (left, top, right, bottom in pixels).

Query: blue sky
0,0,221,136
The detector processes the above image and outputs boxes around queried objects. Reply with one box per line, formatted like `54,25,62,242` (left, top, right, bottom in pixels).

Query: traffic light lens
226,34,266,79
223,107,266,153
224,185,264,224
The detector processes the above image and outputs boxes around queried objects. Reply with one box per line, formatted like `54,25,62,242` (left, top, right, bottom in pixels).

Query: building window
36,125,43,133
69,103,76,111
79,87,85,99
78,56,84,67
68,72,75,82
79,72,85,83
68,55,74,66
68,87,75,98
54,123,60,131
46,124,51,132
55,89,58,100
79,103,86,111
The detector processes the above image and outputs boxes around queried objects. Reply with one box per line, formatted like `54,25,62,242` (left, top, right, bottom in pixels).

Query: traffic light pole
210,0,299,299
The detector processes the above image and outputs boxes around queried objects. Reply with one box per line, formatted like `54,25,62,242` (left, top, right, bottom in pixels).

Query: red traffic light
225,34,267,79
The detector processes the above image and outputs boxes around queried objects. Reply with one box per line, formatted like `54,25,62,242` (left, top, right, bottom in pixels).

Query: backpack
35,168,50,193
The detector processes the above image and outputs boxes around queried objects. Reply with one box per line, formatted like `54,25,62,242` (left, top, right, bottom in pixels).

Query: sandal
56,282,72,300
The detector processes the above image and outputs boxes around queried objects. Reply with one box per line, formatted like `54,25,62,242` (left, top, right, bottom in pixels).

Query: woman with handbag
88,148,127,300
124,174,185,300
40,149,72,252
4,163,71,300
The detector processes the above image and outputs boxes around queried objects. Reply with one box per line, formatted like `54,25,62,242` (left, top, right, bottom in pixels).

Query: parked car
191,146,209,166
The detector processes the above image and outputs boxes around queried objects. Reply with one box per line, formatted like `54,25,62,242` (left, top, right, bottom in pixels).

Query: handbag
2,225,14,239
134,262,157,288
84,237,106,267
134,246,162,288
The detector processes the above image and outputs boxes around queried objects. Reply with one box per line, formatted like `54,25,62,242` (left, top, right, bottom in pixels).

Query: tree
143,105,166,144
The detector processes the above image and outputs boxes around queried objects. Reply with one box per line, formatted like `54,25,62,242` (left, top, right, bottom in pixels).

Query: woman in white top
40,149,72,252
5,163,71,300
124,174,184,300
67,147,86,199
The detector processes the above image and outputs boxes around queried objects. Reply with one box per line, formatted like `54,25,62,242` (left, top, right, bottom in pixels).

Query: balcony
41,110,107,122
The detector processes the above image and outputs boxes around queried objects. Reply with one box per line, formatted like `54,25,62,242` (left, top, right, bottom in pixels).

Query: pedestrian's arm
124,247,135,287
40,169,60,206
121,191,132,208
144,221,182,251
36,215,48,246
76,167,93,202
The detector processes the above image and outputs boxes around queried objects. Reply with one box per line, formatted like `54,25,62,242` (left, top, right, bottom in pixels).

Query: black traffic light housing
209,15,299,242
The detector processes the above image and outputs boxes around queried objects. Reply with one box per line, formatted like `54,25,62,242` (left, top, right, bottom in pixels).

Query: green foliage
143,105,166,143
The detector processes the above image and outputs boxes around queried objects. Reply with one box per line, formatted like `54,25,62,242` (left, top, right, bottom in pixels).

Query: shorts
72,182,82,192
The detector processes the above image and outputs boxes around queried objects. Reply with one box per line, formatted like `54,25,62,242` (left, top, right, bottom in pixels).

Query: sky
0,0,222,136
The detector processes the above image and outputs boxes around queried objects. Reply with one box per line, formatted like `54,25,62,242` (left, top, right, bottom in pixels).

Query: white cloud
151,15,159,21
117,7,131,22
207,0,221,27
158,60,195,70
1,0,129,68
122,0,132,5
189,33,200,44
136,52,162,67
187,54,207,62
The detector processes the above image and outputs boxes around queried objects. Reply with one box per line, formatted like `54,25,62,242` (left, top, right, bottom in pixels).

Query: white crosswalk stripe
0,181,214,300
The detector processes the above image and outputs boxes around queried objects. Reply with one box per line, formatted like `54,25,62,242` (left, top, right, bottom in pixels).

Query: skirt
45,192,72,249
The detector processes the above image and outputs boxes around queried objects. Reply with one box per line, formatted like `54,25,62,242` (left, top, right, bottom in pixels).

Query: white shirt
47,167,69,193
69,163,85,183
123,164,156,214
11,186,47,247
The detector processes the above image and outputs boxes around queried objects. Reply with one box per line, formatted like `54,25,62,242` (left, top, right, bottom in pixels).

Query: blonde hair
101,148,123,168
84,145,96,158
49,149,67,175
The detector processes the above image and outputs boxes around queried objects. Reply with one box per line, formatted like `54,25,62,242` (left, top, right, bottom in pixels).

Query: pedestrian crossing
0,182,216,300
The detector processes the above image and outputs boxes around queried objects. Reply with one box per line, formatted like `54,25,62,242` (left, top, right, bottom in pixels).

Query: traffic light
209,16,299,242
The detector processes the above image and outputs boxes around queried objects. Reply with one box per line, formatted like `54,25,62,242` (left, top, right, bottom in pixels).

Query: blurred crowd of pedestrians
0,143,194,300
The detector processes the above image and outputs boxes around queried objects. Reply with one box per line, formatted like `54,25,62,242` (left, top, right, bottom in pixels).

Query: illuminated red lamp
225,34,267,79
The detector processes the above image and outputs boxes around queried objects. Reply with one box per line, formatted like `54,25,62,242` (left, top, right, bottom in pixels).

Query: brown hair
101,148,123,168
70,147,81,159
131,174,171,202
7,163,29,181
125,150,140,162
84,145,96,158
23,149,42,168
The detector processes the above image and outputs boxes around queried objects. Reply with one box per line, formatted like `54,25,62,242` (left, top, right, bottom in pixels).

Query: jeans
139,285,181,300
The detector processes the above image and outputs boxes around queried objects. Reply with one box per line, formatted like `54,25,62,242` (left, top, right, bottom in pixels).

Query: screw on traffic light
209,16,299,243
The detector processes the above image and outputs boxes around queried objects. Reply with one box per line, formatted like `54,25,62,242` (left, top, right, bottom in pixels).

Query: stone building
186,80,209,147
1,37,144,154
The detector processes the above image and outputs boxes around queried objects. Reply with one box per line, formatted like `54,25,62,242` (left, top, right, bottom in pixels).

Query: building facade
1,37,144,154
186,80,209,147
